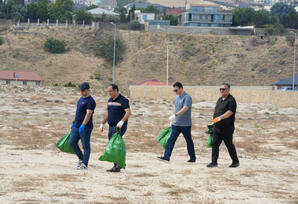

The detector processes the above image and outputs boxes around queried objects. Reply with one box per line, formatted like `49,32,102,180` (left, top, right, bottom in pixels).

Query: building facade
0,71,42,86
183,4,232,27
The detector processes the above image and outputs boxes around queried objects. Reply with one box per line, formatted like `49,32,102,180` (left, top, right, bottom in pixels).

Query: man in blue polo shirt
99,84,131,172
69,82,96,170
158,82,196,162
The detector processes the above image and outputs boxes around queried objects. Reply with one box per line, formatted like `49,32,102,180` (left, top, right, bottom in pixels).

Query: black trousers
212,127,239,163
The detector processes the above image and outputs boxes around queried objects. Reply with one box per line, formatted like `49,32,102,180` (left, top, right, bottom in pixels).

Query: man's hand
169,114,175,122
99,124,104,133
213,117,222,124
117,121,124,128
79,124,85,134
71,122,74,129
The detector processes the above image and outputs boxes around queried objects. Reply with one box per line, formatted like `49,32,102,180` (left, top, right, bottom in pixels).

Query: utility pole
166,45,169,86
110,22,116,83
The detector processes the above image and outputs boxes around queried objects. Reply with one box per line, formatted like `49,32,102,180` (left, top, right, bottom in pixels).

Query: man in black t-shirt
207,83,240,168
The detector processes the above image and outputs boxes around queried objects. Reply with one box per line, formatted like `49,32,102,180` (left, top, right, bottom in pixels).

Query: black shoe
157,156,169,162
229,162,240,168
187,158,196,163
207,162,218,168
107,166,121,172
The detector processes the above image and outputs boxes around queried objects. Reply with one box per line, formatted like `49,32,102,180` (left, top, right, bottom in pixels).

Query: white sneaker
77,160,82,168
77,163,88,170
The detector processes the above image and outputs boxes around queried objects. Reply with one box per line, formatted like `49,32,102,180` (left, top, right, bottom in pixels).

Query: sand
0,85,297,203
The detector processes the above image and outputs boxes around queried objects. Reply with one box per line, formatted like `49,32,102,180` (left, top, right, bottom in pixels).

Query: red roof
0,71,43,81
137,79,166,86
166,8,184,16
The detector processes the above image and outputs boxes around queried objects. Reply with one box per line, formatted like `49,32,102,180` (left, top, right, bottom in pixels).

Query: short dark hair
222,83,230,89
109,84,119,91
173,82,183,89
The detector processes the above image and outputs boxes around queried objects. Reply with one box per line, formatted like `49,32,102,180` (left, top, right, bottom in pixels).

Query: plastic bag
56,132,75,154
98,131,126,168
206,125,214,147
158,127,172,149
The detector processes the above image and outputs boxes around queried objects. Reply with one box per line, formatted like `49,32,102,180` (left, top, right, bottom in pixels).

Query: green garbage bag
98,131,126,168
158,127,172,149
206,125,214,147
56,132,75,154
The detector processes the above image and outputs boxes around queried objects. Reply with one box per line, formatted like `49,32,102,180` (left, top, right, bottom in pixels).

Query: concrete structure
183,3,232,27
147,25,255,35
0,71,42,86
129,86,298,108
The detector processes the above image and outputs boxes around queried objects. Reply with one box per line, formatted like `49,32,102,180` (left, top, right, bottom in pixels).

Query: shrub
44,38,66,54
53,83,59,86
0,36,3,45
74,9,93,25
94,34,125,65
128,21,144,30
64,82,76,87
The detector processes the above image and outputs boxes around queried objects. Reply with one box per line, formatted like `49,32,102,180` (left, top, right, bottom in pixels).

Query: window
6,80,10,85
23,81,27,85
36,81,40,86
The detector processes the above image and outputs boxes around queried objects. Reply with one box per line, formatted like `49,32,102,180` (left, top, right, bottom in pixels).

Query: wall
147,25,254,35
0,80,41,86
129,86,298,108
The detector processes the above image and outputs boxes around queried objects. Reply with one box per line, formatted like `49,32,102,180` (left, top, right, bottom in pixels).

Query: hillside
0,25,296,91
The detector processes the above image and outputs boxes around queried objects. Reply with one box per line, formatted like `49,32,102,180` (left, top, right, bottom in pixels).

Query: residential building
0,71,42,86
88,7,119,17
95,0,117,10
183,3,232,27
124,2,152,10
166,7,185,25
272,75,298,90
135,11,155,24
137,79,165,86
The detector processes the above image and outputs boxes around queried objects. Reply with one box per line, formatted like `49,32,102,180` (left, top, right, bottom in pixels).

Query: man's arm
101,111,108,124
121,108,131,122
82,109,93,125
175,106,189,116
220,110,234,119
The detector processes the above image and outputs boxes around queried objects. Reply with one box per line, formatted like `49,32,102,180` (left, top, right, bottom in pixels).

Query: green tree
270,2,295,19
141,5,160,14
232,8,254,26
48,0,73,21
252,10,270,28
115,6,127,23
94,34,125,65
280,11,298,29
74,9,93,24
162,14,178,25
127,4,135,22
27,0,50,21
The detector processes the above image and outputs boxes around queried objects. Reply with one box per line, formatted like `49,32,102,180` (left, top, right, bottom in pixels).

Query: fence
129,86,298,108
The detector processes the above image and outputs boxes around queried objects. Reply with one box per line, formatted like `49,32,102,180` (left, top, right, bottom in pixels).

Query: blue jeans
108,124,127,140
69,127,92,166
164,125,196,160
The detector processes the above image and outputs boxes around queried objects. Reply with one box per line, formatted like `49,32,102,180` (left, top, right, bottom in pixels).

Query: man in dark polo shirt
207,83,240,168
99,84,131,172
69,82,96,170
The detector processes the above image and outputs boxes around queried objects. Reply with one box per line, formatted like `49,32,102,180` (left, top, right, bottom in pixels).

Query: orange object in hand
213,117,222,124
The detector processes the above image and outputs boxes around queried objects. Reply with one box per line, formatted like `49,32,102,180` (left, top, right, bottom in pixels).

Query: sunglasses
219,88,226,91
173,89,178,92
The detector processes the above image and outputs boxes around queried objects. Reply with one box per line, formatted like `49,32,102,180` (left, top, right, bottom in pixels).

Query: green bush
44,38,66,54
128,21,144,30
74,9,93,25
0,36,3,45
94,34,125,65
53,83,59,86
64,82,76,87
264,23,285,35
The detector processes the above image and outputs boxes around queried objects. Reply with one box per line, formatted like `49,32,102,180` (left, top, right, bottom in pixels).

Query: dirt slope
0,26,296,91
